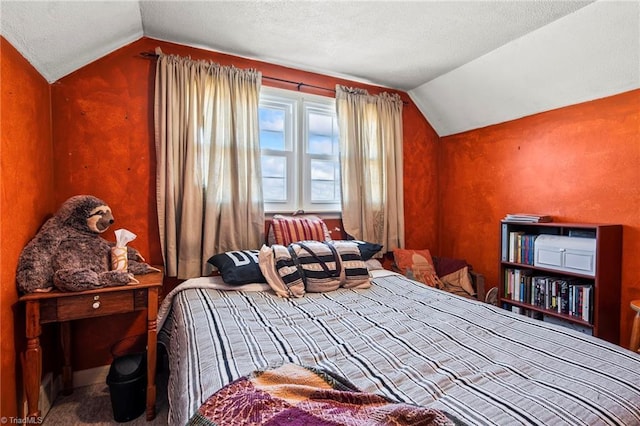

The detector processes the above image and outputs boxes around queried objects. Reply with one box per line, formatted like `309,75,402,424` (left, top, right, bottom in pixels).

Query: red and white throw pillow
270,214,331,246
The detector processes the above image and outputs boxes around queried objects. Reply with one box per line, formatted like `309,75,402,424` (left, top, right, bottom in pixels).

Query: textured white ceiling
1,0,638,136
139,1,595,90
1,1,142,83
410,0,640,135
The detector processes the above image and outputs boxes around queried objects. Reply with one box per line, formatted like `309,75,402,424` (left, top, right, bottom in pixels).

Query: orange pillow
393,249,441,288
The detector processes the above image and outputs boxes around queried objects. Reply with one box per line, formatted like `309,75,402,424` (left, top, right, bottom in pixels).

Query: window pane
262,155,287,201
308,134,333,155
308,112,333,135
311,159,340,202
311,180,341,202
308,112,338,155
311,159,336,180
263,178,286,201
261,155,286,178
259,108,285,150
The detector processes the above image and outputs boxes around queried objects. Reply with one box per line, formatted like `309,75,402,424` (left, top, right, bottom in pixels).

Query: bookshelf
499,221,622,344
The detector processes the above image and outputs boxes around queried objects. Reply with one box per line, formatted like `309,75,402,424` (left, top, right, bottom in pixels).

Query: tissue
111,229,136,271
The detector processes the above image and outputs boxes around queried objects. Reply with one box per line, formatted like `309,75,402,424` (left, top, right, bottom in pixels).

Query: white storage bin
534,235,596,276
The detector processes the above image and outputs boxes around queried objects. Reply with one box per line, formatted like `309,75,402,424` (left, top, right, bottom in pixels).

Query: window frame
259,86,341,214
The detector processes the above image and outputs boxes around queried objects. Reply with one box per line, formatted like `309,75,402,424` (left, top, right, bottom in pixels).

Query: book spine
517,235,523,264
509,232,516,262
529,236,536,264
505,269,509,299
582,287,591,322
569,285,574,317
560,281,569,314
501,223,508,261
544,278,549,308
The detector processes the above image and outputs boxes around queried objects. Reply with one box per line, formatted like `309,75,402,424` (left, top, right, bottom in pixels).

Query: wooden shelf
499,221,622,344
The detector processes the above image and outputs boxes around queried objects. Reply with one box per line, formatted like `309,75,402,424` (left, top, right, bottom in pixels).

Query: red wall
438,89,640,345
1,37,55,417
403,96,440,249
49,37,438,370
4,33,638,415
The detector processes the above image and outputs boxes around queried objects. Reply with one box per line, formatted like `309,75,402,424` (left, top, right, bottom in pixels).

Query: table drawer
55,292,134,321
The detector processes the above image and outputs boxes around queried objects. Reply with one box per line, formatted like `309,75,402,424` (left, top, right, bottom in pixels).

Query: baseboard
73,364,111,388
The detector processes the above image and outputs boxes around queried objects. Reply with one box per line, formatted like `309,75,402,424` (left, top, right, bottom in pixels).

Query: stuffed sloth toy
16,195,159,293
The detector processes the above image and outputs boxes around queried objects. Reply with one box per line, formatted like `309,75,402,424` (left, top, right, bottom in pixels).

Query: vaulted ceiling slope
1,1,638,136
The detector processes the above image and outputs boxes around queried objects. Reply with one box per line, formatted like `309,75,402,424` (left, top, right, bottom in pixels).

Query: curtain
155,49,264,278
335,85,404,253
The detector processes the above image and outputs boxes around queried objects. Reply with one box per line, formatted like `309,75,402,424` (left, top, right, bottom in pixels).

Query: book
559,280,569,314
582,286,591,322
504,214,553,223
572,284,593,322
508,231,524,262
501,223,509,261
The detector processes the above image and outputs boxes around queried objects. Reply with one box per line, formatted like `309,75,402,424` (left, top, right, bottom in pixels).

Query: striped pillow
329,241,371,290
258,245,306,298
259,241,370,298
270,215,331,246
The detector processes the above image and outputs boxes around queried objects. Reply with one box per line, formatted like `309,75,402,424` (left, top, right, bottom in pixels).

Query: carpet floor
42,367,169,425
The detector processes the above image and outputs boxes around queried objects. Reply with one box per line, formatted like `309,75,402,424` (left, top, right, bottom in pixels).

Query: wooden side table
19,269,163,421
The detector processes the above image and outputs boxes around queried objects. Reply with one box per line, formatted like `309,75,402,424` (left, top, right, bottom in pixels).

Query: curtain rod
140,52,335,93
139,51,408,103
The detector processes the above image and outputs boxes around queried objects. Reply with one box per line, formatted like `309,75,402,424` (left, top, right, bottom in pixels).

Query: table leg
146,287,158,420
23,301,42,419
60,321,73,394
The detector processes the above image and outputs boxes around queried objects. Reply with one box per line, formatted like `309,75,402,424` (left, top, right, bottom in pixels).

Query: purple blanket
188,363,459,426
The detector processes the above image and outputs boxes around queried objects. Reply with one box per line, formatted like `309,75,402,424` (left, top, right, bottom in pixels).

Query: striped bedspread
159,271,640,425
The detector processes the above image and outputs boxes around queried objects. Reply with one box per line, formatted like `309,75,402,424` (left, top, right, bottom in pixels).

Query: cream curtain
155,50,264,278
335,86,404,252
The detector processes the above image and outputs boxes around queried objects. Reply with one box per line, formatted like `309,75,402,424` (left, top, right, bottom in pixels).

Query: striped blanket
159,271,640,425
188,363,459,425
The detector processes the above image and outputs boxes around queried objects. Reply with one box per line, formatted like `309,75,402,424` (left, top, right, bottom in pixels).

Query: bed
158,269,640,425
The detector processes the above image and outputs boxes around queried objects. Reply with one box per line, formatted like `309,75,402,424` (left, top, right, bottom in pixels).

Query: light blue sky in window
311,159,337,180
311,160,340,202
260,102,341,204
262,155,285,178
312,181,340,201
309,113,333,135
263,177,286,201
260,131,284,150
259,108,285,150
308,113,338,155
261,155,286,201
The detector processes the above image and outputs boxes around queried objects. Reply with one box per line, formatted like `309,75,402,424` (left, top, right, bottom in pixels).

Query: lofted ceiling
1,1,638,136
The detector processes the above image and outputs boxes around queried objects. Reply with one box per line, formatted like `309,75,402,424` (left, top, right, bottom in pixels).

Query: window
259,87,341,213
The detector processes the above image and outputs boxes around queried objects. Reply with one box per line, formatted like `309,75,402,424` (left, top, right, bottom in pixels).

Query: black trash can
106,352,147,422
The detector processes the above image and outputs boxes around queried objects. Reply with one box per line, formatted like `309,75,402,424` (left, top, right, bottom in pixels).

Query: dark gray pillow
207,250,266,285
339,240,383,260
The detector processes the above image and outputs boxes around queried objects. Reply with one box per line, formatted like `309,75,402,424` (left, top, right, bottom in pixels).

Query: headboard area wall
47,36,439,372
